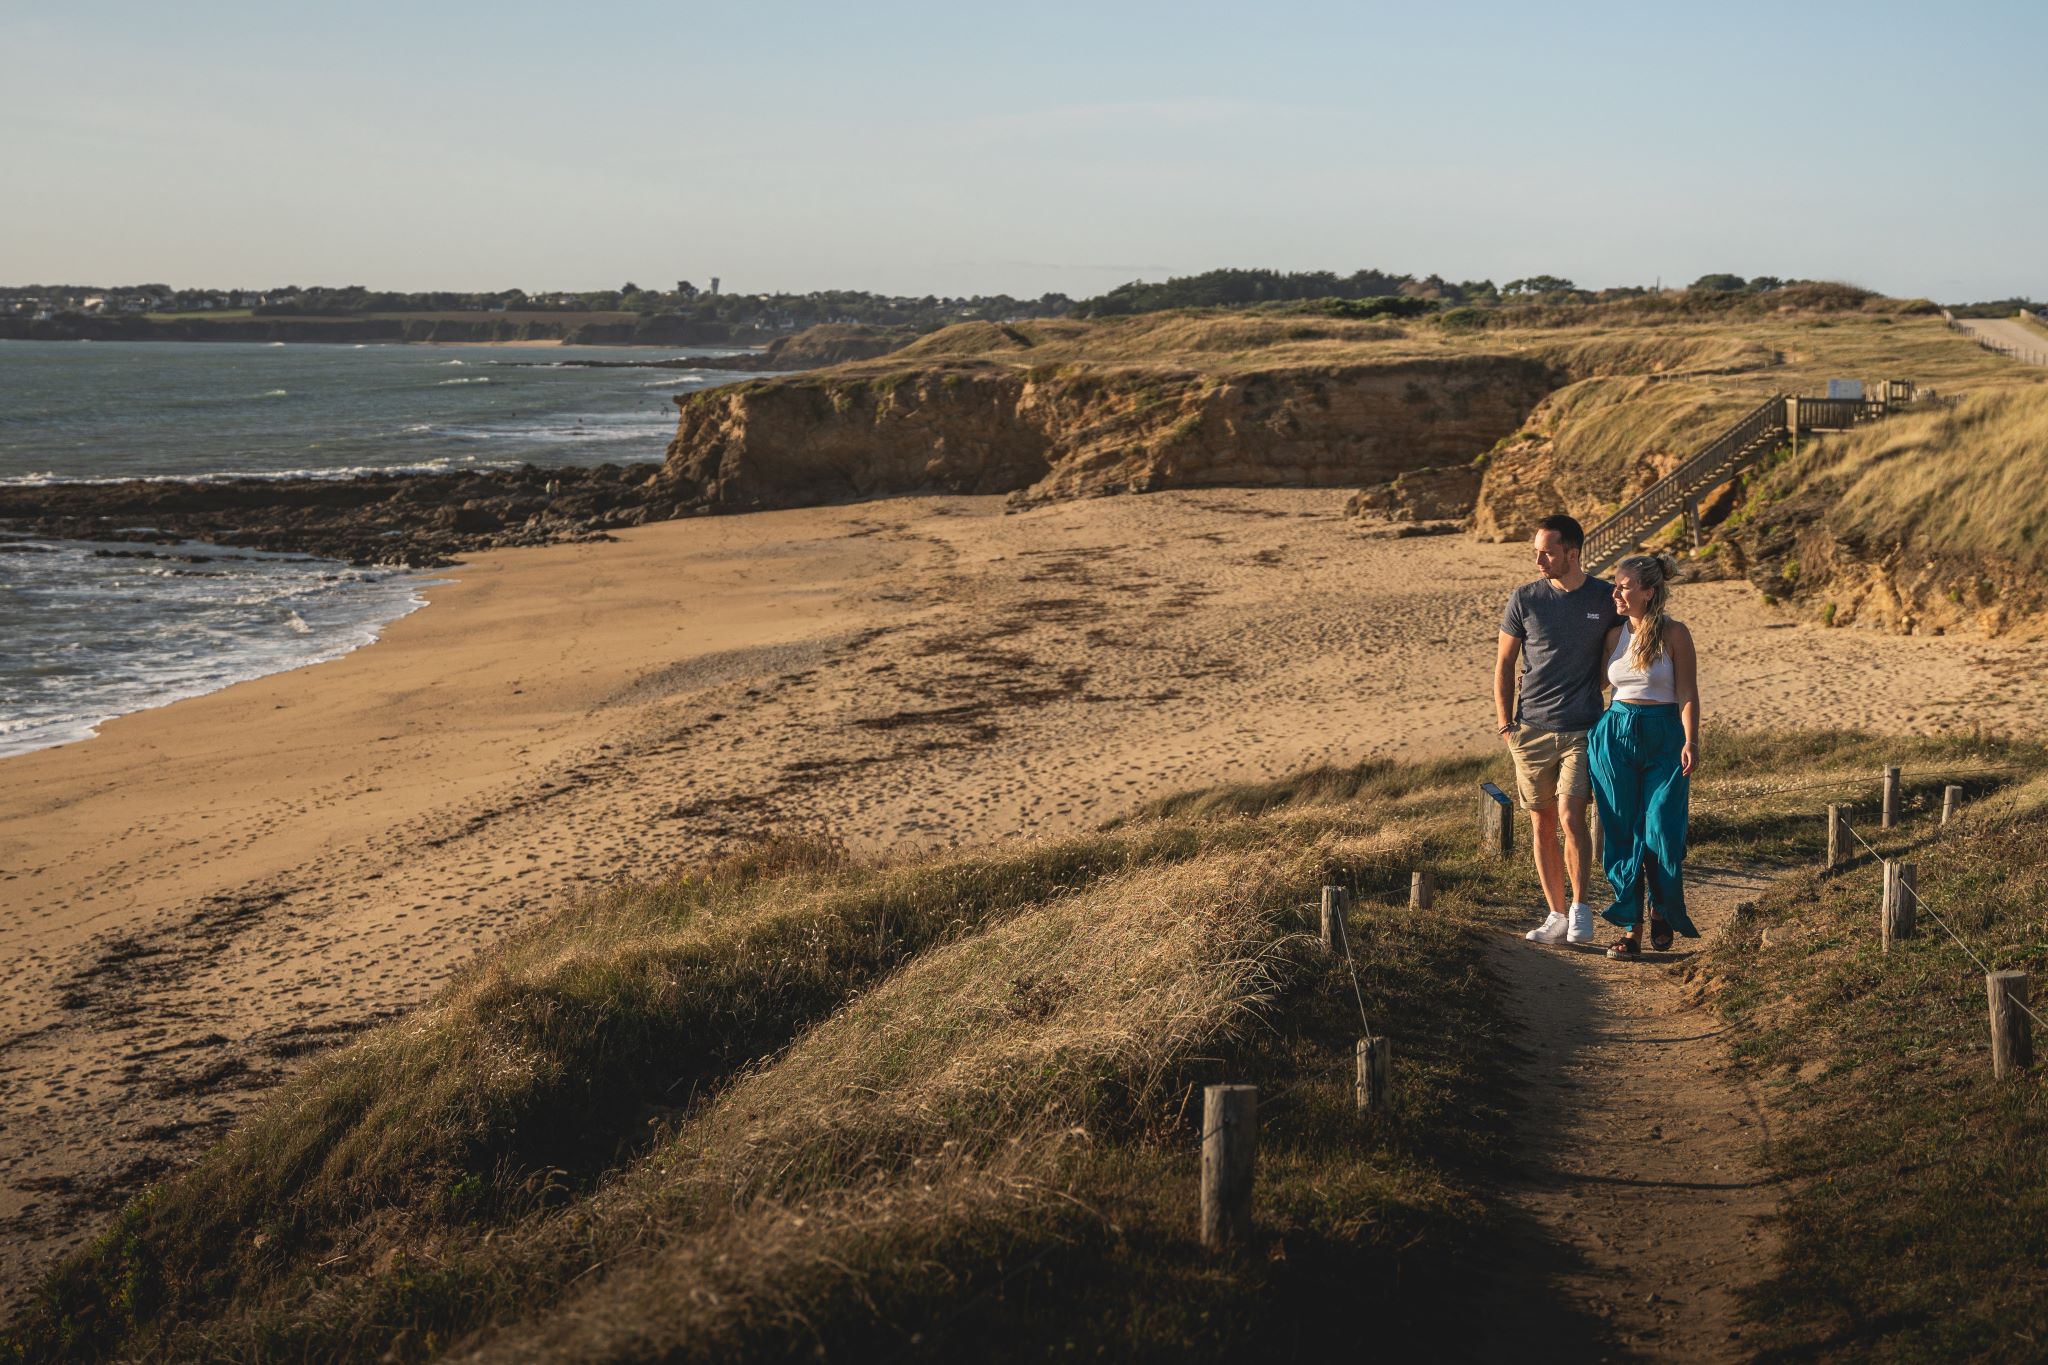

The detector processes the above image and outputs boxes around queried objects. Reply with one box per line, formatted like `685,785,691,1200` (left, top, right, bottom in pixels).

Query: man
1495,513,1621,945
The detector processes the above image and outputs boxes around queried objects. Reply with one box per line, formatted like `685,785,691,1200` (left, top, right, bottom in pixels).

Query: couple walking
1494,515,1700,959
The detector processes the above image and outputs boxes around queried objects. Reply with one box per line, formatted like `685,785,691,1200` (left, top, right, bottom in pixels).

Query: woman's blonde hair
1615,553,1677,669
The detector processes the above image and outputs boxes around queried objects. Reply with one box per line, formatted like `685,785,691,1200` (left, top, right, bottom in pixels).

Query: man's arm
1594,622,1621,700
1494,632,1522,737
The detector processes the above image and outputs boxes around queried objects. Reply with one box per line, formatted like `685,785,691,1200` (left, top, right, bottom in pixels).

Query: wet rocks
0,463,673,567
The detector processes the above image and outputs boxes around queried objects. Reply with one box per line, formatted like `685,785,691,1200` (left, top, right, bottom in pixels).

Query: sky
3,0,2043,302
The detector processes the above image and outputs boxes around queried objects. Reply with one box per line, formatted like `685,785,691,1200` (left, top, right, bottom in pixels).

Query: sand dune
4,488,2046,1305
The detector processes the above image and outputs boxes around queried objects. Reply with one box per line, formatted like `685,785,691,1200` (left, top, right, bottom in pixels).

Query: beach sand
5,488,2046,1305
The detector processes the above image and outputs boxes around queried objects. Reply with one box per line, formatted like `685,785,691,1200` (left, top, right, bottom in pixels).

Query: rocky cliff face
658,356,1560,512
1729,497,2042,638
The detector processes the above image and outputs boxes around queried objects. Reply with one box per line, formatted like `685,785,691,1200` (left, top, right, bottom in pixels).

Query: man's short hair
1535,514,1585,551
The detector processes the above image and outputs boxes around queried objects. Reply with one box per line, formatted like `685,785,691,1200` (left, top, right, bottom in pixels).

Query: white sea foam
436,376,491,385
0,538,445,761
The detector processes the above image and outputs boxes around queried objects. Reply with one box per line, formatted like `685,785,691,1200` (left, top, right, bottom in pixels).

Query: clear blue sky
4,0,2042,301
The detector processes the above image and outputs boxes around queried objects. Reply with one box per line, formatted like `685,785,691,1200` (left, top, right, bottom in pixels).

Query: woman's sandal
1606,936,1641,960
1650,917,1674,952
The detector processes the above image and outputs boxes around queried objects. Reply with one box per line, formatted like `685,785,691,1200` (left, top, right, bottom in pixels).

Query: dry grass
1754,385,2048,569
1694,745,2048,1361
9,766,1525,1363
16,734,2044,1362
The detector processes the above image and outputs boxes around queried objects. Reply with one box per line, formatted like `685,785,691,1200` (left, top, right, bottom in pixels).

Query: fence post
1882,861,1916,950
1409,870,1434,910
1200,1084,1258,1248
1481,783,1514,859
1882,766,1902,829
1356,1036,1390,1115
1986,971,2033,1079
1589,801,1604,865
1826,804,1848,870
1320,885,1346,953
1943,785,1962,825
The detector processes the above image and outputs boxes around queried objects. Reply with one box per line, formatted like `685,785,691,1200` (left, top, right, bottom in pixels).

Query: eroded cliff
658,355,1560,512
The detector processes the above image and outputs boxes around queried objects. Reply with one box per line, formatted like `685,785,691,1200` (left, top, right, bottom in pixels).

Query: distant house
82,296,107,313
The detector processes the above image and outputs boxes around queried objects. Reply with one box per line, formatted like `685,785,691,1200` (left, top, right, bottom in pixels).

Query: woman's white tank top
1607,622,1678,704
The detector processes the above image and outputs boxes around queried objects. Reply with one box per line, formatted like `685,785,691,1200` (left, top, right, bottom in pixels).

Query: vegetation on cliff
1727,382,2048,636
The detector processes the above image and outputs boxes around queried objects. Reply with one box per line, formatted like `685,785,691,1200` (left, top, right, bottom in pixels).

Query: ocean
0,339,758,758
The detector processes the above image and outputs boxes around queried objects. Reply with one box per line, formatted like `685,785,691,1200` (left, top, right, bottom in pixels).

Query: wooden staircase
1580,387,1907,576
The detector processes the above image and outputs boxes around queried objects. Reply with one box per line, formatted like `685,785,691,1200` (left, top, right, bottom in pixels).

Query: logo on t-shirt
1586,613,1603,620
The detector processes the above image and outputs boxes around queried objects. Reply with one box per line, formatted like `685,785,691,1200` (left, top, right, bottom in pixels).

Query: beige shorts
1506,724,1590,810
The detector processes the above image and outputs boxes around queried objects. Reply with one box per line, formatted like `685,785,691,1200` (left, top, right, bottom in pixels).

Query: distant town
4,272,2041,340
0,279,1080,334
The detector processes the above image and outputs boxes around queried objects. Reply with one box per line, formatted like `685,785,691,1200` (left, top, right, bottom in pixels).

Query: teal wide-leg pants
1589,702,1697,937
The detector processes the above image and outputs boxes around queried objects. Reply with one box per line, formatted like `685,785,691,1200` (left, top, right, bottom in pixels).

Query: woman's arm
1596,623,1621,698
1668,621,1700,775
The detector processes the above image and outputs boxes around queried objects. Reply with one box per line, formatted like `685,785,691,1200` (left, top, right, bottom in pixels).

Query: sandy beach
5,488,2047,1305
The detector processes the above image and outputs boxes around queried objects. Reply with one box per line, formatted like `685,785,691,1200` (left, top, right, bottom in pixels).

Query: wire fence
1835,803,2048,1038
1194,761,2040,1245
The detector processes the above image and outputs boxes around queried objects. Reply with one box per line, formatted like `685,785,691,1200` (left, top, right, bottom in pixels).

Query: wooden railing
1582,395,1787,573
1582,384,1921,574
1793,396,1887,430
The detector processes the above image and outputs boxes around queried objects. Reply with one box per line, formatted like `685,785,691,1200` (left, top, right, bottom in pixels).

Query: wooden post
1826,804,1848,870
1882,861,1916,950
1986,971,2033,1078
1355,1036,1390,1116
1200,1084,1258,1249
1588,801,1604,866
1882,766,1902,829
1320,885,1346,953
1409,870,1434,910
1480,783,1514,859
1943,785,1962,826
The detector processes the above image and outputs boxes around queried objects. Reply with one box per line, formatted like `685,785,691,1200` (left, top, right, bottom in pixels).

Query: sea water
0,339,758,758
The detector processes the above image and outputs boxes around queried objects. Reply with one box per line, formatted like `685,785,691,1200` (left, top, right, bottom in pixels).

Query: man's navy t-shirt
1501,576,1622,731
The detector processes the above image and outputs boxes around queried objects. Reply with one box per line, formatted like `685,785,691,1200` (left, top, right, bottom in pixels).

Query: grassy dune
10,731,2045,1361
1778,386,2048,571
1699,765,2048,1360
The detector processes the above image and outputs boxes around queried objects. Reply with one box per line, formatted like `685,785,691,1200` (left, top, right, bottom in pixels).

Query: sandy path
1482,867,1781,1361
4,489,2047,1307
1952,317,2048,366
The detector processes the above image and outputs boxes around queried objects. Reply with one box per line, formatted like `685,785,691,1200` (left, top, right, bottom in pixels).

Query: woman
1589,553,1700,959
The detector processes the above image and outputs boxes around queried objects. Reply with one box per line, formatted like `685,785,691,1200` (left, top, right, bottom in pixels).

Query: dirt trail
1484,864,1780,1362
1952,316,2048,365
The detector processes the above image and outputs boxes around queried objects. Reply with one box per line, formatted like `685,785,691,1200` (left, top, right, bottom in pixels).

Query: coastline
6,489,2048,1308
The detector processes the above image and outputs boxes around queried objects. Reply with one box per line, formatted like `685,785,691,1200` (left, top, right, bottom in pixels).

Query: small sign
1826,379,1865,400
1480,782,1512,806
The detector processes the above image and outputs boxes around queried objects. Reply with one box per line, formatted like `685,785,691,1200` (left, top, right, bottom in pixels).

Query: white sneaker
1525,910,1568,944
1566,903,1597,944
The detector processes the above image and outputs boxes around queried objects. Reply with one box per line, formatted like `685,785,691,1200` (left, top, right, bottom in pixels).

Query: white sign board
1826,379,1865,400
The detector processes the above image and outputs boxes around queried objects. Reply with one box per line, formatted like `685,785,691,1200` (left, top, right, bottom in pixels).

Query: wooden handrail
1581,384,1907,574
1583,395,1786,572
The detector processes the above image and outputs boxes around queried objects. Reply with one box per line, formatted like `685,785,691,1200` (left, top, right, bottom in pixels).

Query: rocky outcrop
1727,497,2042,638
1346,464,1483,521
758,324,916,369
657,356,1560,513
0,464,672,567
1467,379,1753,543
